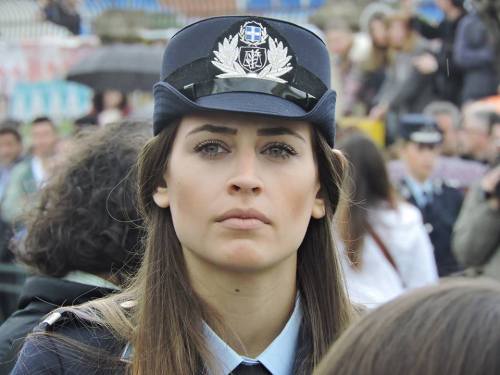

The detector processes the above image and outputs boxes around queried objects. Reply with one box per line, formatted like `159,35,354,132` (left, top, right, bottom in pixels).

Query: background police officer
397,114,463,276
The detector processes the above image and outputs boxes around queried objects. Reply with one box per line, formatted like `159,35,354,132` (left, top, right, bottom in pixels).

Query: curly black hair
16,121,150,284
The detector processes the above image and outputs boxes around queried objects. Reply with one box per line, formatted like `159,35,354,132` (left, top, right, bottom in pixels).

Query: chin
208,243,275,272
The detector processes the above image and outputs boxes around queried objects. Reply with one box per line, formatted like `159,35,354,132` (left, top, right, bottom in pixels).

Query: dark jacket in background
453,13,498,103
398,179,464,276
0,276,114,374
412,13,466,105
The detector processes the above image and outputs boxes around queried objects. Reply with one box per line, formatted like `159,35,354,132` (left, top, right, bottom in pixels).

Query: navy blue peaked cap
399,114,443,144
153,16,337,146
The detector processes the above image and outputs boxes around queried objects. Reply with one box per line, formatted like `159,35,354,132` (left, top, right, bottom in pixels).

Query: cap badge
211,21,293,83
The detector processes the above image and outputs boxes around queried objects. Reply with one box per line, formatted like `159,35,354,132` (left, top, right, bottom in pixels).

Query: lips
215,208,271,230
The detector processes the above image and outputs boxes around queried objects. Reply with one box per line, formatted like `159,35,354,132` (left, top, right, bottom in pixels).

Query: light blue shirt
203,296,303,375
404,175,434,208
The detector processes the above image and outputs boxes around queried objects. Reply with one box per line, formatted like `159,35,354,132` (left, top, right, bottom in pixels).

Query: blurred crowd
0,0,498,372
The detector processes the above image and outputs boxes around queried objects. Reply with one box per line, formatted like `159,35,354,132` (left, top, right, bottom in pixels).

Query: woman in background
0,121,147,373
337,133,438,308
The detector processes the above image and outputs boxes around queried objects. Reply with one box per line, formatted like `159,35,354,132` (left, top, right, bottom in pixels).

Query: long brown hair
337,133,397,267
46,120,355,374
314,278,500,375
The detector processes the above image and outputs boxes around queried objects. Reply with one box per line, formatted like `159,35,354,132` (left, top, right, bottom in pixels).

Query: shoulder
371,201,423,228
11,310,126,375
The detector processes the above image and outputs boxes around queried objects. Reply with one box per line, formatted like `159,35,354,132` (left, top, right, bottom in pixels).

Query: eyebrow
186,123,305,142
187,124,237,137
257,127,305,142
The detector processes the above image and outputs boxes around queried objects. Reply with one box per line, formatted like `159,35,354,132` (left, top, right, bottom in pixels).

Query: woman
314,278,500,375
337,133,438,308
370,13,435,120
0,121,147,373
12,16,355,374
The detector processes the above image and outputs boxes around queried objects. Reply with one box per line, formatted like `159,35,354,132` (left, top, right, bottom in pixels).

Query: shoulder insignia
120,342,134,364
34,310,69,333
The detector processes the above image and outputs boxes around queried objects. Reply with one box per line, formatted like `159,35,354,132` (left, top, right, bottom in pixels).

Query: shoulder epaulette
33,310,74,333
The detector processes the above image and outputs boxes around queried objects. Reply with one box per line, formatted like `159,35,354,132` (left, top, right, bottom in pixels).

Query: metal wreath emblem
211,22,293,84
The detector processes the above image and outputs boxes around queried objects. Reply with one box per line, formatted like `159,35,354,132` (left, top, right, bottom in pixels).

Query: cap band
164,57,327,112
180,77,319,111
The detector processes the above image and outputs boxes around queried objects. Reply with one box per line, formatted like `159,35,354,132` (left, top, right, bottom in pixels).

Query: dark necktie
232,362,272,375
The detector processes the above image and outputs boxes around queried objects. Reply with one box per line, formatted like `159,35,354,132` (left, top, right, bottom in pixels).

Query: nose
226,151,263,195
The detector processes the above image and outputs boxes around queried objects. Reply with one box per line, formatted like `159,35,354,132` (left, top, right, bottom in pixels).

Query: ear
312,186,326,219
152,186,169,208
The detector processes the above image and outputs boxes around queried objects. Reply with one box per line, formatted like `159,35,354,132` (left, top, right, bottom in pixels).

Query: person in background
314,279,500,375
0,123,24,324
404,0,466,105
357,8,391,113
312,3,370,116
453,10,498,104
424,101,461,156
39,0,81,35
459,103,498,164
452,164,500,281
337,133,438,308
370,12,435,121
1,117,58,226
0,125,23,203
75,90,128,129
388,102,488,190
396,114,463,276
0,121,147,374
452,115,500,280
424,101,488,189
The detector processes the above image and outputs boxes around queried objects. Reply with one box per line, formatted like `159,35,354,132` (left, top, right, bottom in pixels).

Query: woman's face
388,20,408,49
369,18,387,48
153,112,325,273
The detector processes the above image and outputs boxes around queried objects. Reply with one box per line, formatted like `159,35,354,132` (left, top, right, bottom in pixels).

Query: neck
186,252,297,357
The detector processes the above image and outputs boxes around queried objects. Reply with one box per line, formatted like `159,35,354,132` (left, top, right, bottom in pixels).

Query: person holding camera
452,164,500,281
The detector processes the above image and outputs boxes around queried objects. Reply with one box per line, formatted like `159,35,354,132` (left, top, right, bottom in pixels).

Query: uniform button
425,223,434,233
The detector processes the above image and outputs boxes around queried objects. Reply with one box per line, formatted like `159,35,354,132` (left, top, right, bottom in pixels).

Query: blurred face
435,0,453,13
434,113,458,155
401,142,440,182
459,117,490,159
0,133,22,165
369,18,387,48
326,28,353,56
153,113,325,274
103,90,124,109
31,122,58,158
388,20,408,49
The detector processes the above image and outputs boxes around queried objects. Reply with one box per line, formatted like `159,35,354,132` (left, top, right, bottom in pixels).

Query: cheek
273,165,318,222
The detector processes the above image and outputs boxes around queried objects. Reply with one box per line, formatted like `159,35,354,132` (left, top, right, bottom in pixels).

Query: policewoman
12,16,355,375
396,114,463,277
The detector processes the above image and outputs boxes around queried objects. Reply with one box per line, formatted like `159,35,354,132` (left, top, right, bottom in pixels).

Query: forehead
177,112,313,135
0,132,19,141
32,122,55,131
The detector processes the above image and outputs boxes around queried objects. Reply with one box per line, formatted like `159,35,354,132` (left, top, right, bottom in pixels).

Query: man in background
396,114,463,276
459,103,498,165
0,124,23,203
1,117,58,227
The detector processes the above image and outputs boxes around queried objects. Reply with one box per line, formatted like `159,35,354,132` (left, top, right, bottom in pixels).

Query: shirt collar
63,271,120,290
404,175,433,206
203,296,303,375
